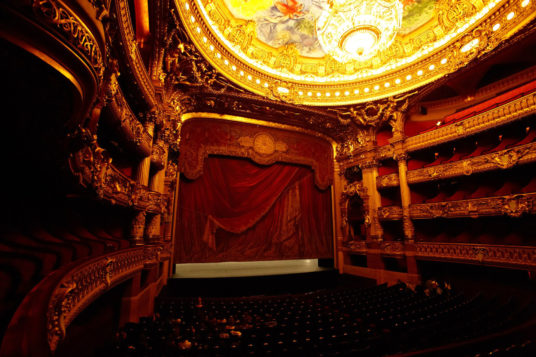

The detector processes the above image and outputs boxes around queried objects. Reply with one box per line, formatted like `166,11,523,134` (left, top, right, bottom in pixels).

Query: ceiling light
521,0,530,8
507,12,515,20
460,38,479,53
493,23,501,31
316,0,403,62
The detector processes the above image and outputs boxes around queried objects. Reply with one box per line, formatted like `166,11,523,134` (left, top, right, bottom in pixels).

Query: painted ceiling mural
222,0,437,57
178,0,536,105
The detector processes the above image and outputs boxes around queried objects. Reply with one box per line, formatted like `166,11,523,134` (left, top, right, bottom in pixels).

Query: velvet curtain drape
175,156,333,263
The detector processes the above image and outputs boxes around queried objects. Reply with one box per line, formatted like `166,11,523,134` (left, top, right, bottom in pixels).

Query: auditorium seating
110,283,536,356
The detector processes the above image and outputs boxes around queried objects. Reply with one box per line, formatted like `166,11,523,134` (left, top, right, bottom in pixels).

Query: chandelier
317,0,403,63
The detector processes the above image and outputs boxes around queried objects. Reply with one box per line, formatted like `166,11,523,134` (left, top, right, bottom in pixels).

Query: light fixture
317,0,403,63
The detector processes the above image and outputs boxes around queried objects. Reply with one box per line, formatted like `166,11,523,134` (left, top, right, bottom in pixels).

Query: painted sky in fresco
223,0,437,57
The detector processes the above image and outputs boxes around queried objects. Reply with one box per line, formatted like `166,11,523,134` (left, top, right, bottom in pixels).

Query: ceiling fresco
176,0,536,105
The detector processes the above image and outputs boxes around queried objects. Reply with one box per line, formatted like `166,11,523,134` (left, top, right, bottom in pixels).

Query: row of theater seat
377,120,535,177
410,80,536,137
410,178,536,205
413,215,536,245
111,283,535,356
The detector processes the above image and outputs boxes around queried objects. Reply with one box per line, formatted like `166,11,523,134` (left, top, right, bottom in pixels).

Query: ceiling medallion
178,0,536,105
317,0,403,62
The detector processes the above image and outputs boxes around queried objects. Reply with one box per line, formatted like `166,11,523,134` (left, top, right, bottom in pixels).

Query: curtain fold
175,156,333,263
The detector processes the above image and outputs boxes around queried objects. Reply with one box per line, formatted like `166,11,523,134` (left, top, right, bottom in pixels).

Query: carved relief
114,0,158,107
384,142,536,188
47,247,168,351
32,0,104,78
415,243,536,268
377,206,403,220
410,193,536,219
238,133,289,156
151,142,167,169
68,127,167,214
376,173,399,188
436,0,478,33
403,92,536,154
381,241,404,255
179,119,334,189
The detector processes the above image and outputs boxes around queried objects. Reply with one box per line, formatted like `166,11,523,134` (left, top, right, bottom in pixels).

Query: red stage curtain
175,156,333,263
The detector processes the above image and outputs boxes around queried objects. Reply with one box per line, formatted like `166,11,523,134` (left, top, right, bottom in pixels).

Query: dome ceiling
175,0,535,106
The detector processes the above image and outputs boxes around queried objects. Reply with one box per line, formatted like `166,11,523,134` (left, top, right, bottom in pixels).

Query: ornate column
129,111,155,245
389,106,414,242
133,118,155,186
332,161,346,273
146,131,169,244
395,151,415,242
360,152,383,241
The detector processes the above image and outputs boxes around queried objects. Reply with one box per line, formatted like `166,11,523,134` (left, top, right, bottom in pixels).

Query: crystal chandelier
317,0,403,63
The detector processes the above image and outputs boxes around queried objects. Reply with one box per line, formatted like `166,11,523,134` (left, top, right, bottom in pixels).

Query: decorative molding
340,241,536,269
114,0,157,108
380,241,405,255
410,193,536,219
238,132,288,156
176,0,536,105
342,240,367,253
32,0,105,79
150,142,166,169
106,81,153,157
47,246,169,351
378,142,536,188
415,242,536,268
377,173,400,188
342,181,366,198
68,128,167,214
378,206,403,220
178,118,334,189
377,91,536,160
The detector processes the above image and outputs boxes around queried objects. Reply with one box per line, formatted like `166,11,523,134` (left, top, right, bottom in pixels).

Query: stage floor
173,259,331,278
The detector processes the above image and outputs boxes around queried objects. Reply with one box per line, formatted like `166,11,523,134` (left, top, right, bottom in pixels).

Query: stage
173,259,331,278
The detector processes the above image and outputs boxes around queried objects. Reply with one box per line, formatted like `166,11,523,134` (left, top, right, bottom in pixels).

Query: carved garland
181,143,331,190
107,81,153,156
114,0,157,108
377,142,536,188
415,243,536,268
378,206,404,220
32,0,104,78
68,128,167,213
47,246,167,351
409,192,536,219
376,91,536,160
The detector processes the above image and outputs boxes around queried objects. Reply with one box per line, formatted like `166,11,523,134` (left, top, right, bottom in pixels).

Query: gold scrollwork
33,0,104,78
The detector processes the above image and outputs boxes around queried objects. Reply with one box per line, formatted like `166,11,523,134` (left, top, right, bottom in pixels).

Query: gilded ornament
436,0,479,32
